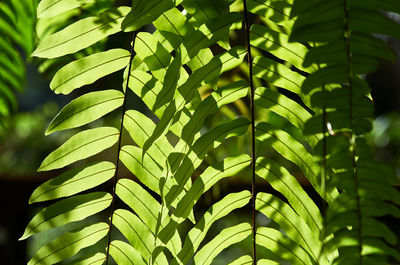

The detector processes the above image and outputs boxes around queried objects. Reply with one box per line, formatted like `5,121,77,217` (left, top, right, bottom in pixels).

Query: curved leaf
30,161,115,203
256,227,313,265
50,49,130,94
109,240,146,265
37,0,98,18
46,89,124,134
28,222,109,265
21,192,111,240
38,127,119,171
193,223,252,265
171,191,251,265
32,7,130,58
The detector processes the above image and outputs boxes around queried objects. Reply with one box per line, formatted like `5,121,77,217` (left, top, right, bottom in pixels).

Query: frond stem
343,1,362,263
104,31,138,265
242,1,257,264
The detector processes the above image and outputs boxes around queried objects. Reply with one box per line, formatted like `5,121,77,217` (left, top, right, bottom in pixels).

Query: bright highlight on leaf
50,49,130,94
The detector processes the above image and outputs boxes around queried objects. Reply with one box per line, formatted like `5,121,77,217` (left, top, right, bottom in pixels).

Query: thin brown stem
104,31,138,265
343,0,362,263
242,1,257,264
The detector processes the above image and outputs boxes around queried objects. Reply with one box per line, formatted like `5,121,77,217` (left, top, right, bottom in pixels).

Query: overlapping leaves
22,0,400,264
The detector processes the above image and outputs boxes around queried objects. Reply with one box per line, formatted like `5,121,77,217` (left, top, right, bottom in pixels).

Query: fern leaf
256,192,324,263
119,145,166,194
252,56,308,104
256,122,338,201
32,7,130,58
71,252,106,265
182,0,232,26
193,223,252,265
28,222,109,265
228,255,252,265
172,155,251,222
254,87,312,135
38,127,119,171
291,0,400,263
46,89,124,134
111,209,169,265
134,32,172,74
164,117,250,206
21,192,112,240
121,0,175,32
256,227,313,265
115,178,182,256
50,49,130,94
142,47,246,154
256,157,322,235
180,81,249,144
157,156,251,244
171,191,251,265
0,0,34,123
109,240,146,265
250,24,311,72
257,259,280,265
29,161,115,203
37,0,99,18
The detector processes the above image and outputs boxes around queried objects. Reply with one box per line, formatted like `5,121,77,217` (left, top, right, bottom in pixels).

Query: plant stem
104,31,138,265
242,1,256,264
343,1,362,263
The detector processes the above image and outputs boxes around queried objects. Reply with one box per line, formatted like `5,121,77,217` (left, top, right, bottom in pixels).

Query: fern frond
0,0,35,124
291,0,400,263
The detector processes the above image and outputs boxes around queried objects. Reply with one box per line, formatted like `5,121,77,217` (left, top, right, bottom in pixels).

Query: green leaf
350,0,400,13
142,47,246,159
158,156,250,246
181,81,249,145
37,0,97,18
248,0,293,30
109,240,146,265
256,122,333,201
228,255,253,265
71,252,106,265
182,0,232,25
252,56,308,104
122,0,174,32
127,70,163,114
254,87,312,132
256,227,314,265
119,145,165,194
30,162,115,203
123,110,172,169
350,9,400,39
32,7,130,58
171,191,251,265
28,222,109,265
38,127,119,171
250,24,311,72
173,155,251,222
153,51,182,111
115,178,182,256
21,192,111,240
256,157,323,235
50,49,130,94
193,223,252,265
112,209,169,265
134,32,172,72
46,89,124,134
153,7,195,52
165,117,250,206
256,192,323,263
257,260,280,265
